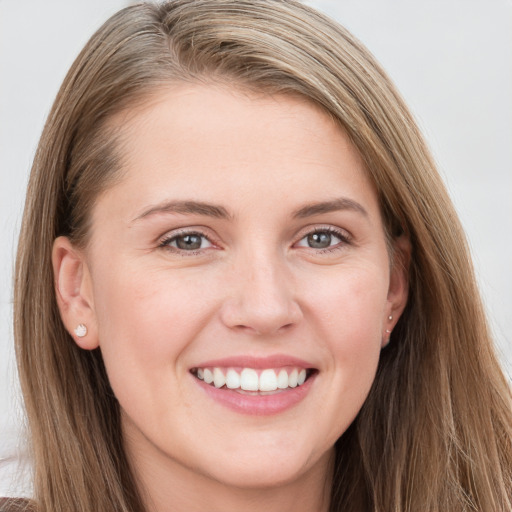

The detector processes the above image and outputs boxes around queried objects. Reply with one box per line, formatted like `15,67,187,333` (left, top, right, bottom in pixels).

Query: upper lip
192,354,315,369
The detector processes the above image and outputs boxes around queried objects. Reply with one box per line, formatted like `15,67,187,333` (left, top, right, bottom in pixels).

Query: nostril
233,322,296,336
219,293,303,335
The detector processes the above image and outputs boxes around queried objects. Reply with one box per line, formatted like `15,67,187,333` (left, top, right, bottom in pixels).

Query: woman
5,0,512,510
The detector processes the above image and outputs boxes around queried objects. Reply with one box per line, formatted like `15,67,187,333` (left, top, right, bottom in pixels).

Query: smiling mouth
190,366,316,393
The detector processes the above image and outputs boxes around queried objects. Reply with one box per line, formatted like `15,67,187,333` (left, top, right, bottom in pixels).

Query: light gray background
1,0,511,497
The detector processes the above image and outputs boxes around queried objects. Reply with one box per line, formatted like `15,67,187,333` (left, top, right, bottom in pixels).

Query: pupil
177,234,202,250
308,232,331,249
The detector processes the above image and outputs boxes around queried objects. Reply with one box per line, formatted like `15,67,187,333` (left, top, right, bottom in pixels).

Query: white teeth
259,369,278,391
194,366,310,391
240,368,259,391
203,368,214,384
225,368,241,389
277,369,289,389
213,368,226,388
288,369,298,388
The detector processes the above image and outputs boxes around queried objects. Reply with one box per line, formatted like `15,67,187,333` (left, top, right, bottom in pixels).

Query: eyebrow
132,200,232,223
292,197,368,219
132,196,368,223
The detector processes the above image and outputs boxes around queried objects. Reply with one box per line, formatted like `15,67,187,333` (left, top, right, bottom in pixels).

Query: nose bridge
221,243,302,335
245,249,286,303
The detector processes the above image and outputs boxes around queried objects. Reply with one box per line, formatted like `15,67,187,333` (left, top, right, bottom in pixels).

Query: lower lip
194,374,316,416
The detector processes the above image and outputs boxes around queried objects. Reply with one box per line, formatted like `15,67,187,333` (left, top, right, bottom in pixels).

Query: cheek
336,272,386,369
89,261,216,397
305,262,388,343
302,265,387,428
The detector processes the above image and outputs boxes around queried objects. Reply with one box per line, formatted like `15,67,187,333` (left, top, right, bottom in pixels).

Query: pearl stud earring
74,324,87,338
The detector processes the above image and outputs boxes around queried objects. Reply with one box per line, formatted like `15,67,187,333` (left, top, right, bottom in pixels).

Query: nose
219,254,303,336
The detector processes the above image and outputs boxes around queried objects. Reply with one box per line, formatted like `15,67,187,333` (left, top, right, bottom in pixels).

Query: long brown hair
13,1,512,511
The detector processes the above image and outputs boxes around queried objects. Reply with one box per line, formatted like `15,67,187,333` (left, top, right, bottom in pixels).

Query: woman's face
56,85,407,493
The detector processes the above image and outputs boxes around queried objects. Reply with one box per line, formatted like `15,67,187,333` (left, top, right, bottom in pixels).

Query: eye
160,232,213,252
295,228,349,250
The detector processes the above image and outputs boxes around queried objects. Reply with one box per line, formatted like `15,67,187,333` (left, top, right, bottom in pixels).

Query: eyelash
295,226,352,254
159,229,216,256
158,226,352,256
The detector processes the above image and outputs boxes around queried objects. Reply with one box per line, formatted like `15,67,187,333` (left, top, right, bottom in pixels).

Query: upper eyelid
157,224,352,248
158,227,218,249
294,224,352,241
292,226,353,254
159,226,214,240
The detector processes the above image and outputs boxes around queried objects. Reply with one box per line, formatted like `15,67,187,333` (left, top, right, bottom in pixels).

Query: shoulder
0,498,35,511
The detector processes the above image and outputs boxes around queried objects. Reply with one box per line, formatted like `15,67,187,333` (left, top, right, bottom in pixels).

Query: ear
52,236,99,350
382,235,411,347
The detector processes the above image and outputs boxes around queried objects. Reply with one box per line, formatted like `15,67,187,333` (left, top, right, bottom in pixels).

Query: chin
196,441,333,491
205,458,315,490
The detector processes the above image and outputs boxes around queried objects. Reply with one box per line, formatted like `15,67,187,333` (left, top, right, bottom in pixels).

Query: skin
53,84,409,512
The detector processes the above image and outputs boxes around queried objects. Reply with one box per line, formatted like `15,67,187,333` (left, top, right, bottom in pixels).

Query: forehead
94,83,380,224
116,83,344,156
